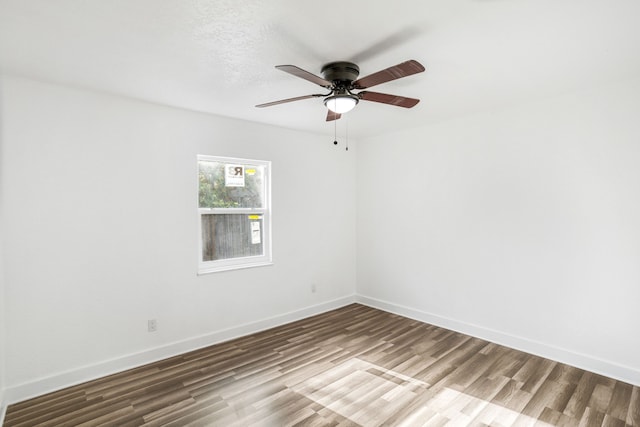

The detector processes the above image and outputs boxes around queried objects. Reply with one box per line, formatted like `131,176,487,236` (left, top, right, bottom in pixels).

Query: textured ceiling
2,0,640,139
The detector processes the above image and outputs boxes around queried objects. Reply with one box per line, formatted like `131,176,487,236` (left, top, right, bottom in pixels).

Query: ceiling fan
256,60,425,121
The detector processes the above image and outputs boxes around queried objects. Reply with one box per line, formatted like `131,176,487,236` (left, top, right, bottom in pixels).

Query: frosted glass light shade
324,95,358,114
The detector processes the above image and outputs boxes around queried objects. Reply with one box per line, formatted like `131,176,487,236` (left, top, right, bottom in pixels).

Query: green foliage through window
198,161,264,208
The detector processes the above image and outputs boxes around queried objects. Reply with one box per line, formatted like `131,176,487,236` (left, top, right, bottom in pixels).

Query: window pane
198,160,264,208
201,214,264,261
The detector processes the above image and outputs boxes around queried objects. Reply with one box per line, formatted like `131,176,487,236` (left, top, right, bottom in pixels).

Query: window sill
198,261,274,275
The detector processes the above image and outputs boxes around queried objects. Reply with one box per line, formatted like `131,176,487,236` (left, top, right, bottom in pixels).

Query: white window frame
197,155,272,274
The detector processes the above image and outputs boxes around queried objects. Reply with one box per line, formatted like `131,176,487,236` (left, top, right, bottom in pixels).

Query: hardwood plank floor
4,304,640,426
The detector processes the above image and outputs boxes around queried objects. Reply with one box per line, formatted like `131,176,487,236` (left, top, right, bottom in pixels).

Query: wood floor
4,304,640,426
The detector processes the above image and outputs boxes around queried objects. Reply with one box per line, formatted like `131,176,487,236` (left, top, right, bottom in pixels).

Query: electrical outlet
148,319,157,332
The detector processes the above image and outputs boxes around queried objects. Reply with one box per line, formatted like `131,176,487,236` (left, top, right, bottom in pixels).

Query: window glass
198,161,265,209
201,214,264,261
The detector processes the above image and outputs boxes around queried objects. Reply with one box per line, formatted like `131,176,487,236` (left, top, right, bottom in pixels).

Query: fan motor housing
321,61,360,84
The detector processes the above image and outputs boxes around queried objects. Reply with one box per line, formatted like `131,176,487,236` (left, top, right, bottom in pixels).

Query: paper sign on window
251,221,261,244
225,165,245,187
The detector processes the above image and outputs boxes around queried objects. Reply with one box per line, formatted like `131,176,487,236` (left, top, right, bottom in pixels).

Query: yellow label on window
246,169,256,175
248,215,261,220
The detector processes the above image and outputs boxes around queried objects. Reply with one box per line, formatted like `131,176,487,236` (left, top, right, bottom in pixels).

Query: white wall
357,77,640,386
0,77,7,418
0,131,6,422
0,76,357,401
0,232,5,422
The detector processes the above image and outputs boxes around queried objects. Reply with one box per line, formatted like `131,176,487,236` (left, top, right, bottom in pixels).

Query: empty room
1,0,639,426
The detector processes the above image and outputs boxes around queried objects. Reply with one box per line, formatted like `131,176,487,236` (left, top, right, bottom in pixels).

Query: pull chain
345,116,349,151
333,116,338,146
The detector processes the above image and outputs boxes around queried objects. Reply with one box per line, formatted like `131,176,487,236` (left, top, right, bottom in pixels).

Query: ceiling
2,0,640,140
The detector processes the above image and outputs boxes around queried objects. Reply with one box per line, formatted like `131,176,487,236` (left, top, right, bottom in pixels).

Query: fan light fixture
256,60,425,123
324,94,359,114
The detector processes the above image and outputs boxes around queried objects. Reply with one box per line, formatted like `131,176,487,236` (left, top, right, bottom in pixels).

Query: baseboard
356,294,640,387
7,293,636,408
4,295,357,405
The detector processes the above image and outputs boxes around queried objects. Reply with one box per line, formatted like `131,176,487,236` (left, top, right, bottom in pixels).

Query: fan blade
358,91,420,108
326,110,342,121
352,60,425,89
351,27,422,63
255,94,325,108
276,65,332,88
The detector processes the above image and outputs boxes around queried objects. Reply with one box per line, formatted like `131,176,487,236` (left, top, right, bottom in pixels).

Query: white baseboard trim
4,295,356,405
356,295,640,387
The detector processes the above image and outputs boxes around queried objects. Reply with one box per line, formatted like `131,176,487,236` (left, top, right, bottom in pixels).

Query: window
198,155,272,274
